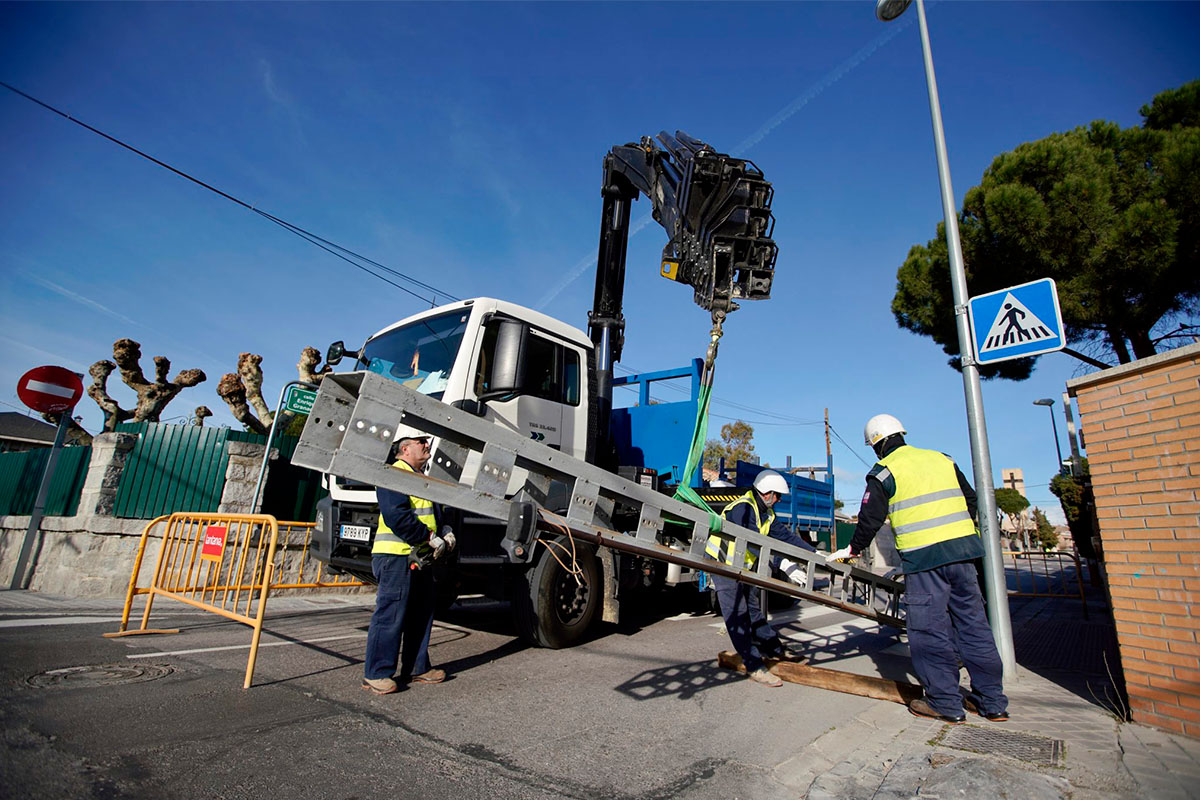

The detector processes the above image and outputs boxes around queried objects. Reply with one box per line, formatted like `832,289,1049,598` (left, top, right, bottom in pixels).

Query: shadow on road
614,657,745,701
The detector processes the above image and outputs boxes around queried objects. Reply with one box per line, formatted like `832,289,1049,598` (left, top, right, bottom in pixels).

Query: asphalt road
0,589,914,800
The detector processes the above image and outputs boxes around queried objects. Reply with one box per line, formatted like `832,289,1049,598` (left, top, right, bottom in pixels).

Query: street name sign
17,365,84,414
968,278,1066,365
284,386,316,415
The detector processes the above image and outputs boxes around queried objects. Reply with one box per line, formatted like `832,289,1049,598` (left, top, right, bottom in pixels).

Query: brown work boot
362,676,398,695
410,668,446,684
748,668,783,688
908,697,965,724
963,696,1010,721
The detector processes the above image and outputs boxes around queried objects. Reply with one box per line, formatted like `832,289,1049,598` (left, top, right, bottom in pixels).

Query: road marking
122,615,482,659
0,616,124,628
127,632,368,658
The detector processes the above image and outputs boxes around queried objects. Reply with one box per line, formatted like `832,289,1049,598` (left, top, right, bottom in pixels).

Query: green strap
672,382,723,533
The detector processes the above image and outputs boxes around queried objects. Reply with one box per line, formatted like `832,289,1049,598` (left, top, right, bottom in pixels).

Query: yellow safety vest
876,445,977,553
373,460,437,556
706,491,772,569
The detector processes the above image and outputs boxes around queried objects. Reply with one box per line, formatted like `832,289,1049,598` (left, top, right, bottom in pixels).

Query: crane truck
303,132,897,648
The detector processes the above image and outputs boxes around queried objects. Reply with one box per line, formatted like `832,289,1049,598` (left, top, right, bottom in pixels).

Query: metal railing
1003,549,1088,618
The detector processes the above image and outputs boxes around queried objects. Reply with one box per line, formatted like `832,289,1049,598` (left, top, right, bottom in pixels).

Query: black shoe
963,696,1009,721
908,697,966,724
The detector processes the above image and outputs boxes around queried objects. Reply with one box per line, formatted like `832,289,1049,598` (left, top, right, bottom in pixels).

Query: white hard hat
752,470,790,496
864,414,906,446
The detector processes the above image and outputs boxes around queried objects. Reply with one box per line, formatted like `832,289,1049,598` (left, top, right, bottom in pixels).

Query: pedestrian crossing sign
968,278,1066,365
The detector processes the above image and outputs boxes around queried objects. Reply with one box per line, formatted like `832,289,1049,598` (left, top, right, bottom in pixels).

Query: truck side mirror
326,340,359,367
479,319,529,401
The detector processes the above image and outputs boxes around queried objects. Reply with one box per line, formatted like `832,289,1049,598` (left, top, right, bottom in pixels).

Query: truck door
472,321,582,454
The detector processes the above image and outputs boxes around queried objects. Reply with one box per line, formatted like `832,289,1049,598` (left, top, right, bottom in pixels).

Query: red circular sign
17,365,84,414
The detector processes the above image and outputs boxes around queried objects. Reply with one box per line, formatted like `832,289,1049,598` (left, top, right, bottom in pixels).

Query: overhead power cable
829,424,872,469
0,80,458,306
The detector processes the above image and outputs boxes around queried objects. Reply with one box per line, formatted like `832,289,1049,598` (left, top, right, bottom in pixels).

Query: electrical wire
828,423,872,469
0,81,459,306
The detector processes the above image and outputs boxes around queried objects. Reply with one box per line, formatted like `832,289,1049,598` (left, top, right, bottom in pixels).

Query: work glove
442,525,456,552
779,558,807,587
826,546,855,564
882,567,902,581
429,535,447,560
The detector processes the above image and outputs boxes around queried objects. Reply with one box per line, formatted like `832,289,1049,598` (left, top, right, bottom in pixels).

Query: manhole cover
26,664,173,689
935,725,1064,767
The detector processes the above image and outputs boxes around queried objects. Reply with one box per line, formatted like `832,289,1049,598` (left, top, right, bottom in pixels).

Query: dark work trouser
712,574,783,672
904,560,1008,717
364,554,436,681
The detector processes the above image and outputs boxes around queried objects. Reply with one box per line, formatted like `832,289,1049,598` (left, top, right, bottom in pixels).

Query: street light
1032,398,1065,473
875,0,1015,679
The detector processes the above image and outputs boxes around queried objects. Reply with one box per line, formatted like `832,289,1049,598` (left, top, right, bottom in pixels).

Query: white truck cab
326,297,592,508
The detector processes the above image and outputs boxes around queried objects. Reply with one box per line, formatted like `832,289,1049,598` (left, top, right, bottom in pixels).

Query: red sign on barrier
200,526,228,562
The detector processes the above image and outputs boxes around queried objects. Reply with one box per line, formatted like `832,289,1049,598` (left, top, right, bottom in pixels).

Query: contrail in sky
535,16,915,312
26,273,143,328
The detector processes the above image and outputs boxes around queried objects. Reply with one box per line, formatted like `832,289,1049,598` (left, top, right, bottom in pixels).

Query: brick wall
1068,342,1200,737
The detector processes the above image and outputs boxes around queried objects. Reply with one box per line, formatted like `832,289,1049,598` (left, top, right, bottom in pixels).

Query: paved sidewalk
4,586,1198,799
778,593,1200,799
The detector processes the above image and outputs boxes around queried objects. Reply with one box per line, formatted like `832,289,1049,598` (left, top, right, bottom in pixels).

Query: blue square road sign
968,278,1066,365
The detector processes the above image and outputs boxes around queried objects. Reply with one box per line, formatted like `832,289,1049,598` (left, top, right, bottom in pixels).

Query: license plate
339,524,371,543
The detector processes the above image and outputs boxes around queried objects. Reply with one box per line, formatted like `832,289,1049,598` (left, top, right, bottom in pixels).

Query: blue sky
2,2,1198,521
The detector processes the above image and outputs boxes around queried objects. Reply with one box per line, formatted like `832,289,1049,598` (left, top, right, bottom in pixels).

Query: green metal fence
111,423,324,521
0,445,91,517
113,423,233,518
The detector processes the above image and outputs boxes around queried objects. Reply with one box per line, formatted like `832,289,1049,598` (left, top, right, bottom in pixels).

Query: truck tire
512,537,601,649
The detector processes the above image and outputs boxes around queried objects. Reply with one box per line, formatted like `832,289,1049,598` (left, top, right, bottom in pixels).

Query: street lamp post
875,0,1016,679
1033,398,1065,473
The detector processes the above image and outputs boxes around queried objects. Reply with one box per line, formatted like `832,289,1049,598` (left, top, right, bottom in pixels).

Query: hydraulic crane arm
589,131,779,451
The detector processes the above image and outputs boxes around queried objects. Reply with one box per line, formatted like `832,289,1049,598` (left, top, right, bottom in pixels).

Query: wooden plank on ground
718,650,922,705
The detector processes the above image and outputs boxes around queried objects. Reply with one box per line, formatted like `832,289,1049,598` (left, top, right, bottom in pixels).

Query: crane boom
589,131,779,456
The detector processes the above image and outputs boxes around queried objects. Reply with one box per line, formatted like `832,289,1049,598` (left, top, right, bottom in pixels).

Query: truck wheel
513,537,600,648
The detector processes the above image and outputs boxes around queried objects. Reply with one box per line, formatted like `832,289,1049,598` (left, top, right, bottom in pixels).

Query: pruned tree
891,80,1200,377
217,357,269,436
217,348,331,435
88,338,207,432
298,346,332,385
194,406,213,427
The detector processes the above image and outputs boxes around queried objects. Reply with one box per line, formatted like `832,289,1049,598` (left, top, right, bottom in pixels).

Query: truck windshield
357,309,470,400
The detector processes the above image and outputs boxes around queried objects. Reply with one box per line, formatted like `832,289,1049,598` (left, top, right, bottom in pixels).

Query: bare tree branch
216,372,267,436
298,346,332,385
87,359,134,432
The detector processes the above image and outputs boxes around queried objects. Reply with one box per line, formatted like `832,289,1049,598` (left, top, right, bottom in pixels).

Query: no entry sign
17,365,84,414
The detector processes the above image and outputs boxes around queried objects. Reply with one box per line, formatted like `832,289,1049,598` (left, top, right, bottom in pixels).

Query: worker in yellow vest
363,434,456,695
706,470,815,688
828,415,1008,724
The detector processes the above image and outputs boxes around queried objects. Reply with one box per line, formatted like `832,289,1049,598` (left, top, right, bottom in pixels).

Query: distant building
0,412,58,453
0,412,92,452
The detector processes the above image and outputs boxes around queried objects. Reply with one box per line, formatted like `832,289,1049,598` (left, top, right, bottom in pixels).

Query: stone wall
0,515,152,596
1067,342,1200,738
0,439,277,597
